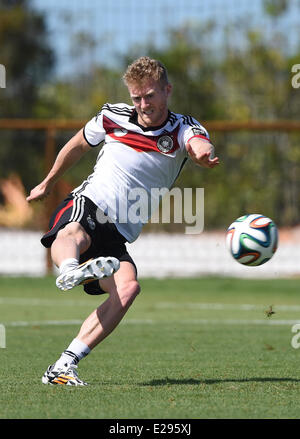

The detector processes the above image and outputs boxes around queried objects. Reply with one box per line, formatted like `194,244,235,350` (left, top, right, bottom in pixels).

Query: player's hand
186,142,220,168
26,181,52,202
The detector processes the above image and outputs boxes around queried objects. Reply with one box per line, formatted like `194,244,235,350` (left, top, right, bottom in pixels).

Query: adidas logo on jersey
113,128,128,137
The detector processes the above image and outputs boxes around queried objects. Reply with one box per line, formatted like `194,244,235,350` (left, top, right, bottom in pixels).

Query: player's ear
166,83,172,97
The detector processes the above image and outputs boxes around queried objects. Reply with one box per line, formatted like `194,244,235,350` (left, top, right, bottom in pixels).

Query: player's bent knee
116,280,140,310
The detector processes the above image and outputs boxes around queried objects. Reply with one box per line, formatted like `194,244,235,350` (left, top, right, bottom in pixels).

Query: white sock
59,258,79,275
55,338,91,368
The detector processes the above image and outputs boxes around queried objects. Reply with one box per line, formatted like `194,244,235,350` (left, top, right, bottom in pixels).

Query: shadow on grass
141,377,300,386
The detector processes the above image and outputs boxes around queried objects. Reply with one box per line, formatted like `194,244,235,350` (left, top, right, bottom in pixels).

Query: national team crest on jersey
191,127,209,139
157,135,174,153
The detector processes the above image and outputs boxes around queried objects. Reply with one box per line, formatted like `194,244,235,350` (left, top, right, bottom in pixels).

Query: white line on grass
155,302,300,312
7,320,83,327
3,318,300,327
0,297,95,307
1,297,300,312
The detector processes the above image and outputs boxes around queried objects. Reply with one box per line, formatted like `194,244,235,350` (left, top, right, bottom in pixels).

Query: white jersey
72,103,210,242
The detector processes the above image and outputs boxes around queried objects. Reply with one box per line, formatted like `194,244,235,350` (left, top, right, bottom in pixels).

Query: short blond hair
122,56,169,88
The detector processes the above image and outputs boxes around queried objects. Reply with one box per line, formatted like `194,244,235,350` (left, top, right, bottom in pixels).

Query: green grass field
1,275,300,419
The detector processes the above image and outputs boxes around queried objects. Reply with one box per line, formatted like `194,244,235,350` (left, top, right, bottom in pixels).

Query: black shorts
41,194,137,295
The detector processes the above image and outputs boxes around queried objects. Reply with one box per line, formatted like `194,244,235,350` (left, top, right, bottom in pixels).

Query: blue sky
31,0,300,77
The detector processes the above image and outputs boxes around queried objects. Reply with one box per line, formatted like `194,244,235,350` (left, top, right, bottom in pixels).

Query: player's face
128,80,172,128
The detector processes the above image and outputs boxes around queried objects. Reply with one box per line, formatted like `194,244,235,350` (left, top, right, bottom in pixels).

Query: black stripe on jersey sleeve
102,103,133,116
95,110,102,122
181,114,201,128
83,126,103,147
169,112,177,126
188,115,195,126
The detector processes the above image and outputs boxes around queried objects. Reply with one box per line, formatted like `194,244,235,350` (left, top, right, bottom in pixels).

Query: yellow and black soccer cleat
42,363,88,386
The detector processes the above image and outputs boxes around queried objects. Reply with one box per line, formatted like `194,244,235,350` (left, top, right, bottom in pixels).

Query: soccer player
27,57,219,386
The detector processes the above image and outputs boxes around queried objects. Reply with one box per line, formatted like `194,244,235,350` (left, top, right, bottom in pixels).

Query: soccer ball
226,214,278,266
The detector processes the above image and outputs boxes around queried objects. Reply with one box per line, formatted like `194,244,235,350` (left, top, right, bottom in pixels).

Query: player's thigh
55,221,91,253
57,221,87,238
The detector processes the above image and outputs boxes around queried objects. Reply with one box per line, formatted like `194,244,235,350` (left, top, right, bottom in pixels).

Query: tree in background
0,0,55,194
0,0,54,118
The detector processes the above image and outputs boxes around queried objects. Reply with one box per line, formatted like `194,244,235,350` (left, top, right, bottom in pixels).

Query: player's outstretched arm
185,137,219,168
26,129,91,202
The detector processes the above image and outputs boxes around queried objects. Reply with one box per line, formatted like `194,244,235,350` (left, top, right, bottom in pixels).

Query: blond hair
122,56,169,88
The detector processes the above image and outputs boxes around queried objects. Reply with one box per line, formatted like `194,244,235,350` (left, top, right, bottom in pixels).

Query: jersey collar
129,110,171,132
